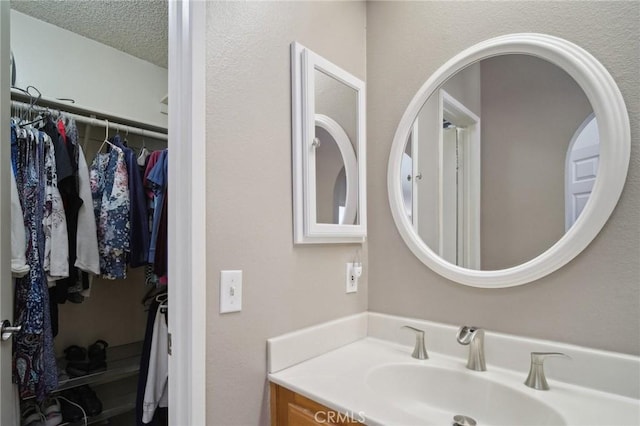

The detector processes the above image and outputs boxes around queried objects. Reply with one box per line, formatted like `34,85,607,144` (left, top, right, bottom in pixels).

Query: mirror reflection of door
565,114,599,231
401,123,420,229
401,54,597,271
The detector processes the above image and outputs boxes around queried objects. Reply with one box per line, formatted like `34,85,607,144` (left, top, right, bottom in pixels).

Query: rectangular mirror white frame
291,42,367,244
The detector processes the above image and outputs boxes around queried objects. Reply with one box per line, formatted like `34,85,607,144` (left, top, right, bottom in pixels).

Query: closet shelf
21,341,143,401
60,390,136,426
56,341,143,393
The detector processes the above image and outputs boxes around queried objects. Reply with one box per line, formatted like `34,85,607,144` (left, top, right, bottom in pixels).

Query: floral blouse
90,146,130,279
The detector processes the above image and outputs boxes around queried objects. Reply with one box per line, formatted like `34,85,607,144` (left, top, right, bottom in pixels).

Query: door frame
438,89,481,269
168,1,207,425
0,2,19,424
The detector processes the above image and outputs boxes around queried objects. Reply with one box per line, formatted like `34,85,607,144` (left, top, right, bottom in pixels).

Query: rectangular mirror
291,42,366,244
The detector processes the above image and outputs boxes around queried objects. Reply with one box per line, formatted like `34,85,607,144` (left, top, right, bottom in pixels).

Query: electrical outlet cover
346,263,358,294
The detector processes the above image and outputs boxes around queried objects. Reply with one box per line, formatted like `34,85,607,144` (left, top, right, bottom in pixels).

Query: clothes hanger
137,138,150,166
156,293,168,314
12,85,42,124
97,120,117,153
141,285,166,306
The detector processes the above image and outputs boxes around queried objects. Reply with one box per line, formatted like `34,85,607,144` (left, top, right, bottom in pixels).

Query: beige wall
367,1,640,355
205,2,367,425
480,55,593,269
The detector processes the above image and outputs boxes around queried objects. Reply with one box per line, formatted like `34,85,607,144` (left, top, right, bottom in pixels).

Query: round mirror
387,34,630,288
315,114,358,225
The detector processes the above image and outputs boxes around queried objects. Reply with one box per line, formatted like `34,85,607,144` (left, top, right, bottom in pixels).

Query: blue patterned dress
90,146,130,279
11,126,59,401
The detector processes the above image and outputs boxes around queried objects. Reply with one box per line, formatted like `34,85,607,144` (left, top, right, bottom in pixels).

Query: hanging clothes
46,116,85,305
136,297,168,425
90,144,130,280
142,303,168,424
145,150,168,266
11,124,59,401
42,131,69,283
11,169,29,277
74,144,100,275
111,134,149,268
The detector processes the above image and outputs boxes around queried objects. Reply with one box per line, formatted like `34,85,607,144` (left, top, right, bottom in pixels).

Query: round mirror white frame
387,33,630,288
315,113,358,225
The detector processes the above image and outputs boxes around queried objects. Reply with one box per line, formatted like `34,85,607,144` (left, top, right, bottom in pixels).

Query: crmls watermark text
314,410,366,424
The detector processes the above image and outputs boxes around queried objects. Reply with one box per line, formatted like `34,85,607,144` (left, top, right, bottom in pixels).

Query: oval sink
366,364,566,426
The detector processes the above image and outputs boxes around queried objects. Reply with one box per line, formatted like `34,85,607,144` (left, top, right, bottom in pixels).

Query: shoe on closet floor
64,344,90,378
66,359,107,377
40,398,62,426
75,385,103,417
59,389,86,423
63,345,87,362
88,340,108,362
61,385,103,418
21,400,43,426
65,340,109,377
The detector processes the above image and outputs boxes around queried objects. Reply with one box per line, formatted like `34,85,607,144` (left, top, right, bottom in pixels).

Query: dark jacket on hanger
112,134,150,268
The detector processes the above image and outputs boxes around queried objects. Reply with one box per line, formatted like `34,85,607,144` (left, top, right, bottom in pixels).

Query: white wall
10,10,167,128
367,0,640,355
480,55,593,269
205,2,367,425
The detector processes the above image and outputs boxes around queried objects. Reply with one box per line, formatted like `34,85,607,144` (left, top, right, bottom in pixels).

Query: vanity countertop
269,335,640,426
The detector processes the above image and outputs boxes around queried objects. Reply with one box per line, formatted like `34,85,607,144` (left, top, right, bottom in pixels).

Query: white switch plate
346,263,358,294
220,270,242,313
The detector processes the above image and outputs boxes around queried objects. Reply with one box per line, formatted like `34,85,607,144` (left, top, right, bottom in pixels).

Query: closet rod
11,100,168,141
10,88,168,138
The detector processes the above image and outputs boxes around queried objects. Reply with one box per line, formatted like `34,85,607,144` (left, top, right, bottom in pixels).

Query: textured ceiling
11,0,168,68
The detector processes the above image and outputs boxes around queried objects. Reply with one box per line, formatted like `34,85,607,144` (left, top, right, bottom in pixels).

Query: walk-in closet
5,3,170,425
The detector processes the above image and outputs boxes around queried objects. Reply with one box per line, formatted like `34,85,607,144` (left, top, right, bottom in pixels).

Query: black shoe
75,385,102,417
63,345,87,362
60,389,85,423
88,340,108,363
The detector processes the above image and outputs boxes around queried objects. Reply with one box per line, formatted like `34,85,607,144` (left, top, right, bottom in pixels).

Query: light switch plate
220,270,242,313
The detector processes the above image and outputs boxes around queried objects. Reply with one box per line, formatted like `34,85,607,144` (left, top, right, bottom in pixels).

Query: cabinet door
288,403,338,426
271,383,363,426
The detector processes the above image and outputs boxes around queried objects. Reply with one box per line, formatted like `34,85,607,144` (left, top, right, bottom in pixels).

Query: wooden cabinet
270,383,364,426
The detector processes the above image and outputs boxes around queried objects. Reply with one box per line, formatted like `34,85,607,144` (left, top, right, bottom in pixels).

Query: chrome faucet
456,326,486,371
402,326,428,360
524,352,570,390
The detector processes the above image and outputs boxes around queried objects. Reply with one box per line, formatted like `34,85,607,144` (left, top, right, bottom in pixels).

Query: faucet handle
402,326,429,360
525,352,571,390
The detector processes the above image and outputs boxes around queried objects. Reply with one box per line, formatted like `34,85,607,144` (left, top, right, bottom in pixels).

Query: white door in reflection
565,114,600,231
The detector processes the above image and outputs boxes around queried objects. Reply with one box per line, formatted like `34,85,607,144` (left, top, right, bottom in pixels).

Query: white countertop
268,313,640,426
269,337,640,426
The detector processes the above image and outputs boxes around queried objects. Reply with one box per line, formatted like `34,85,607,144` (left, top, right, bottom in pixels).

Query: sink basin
366,364,566,426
